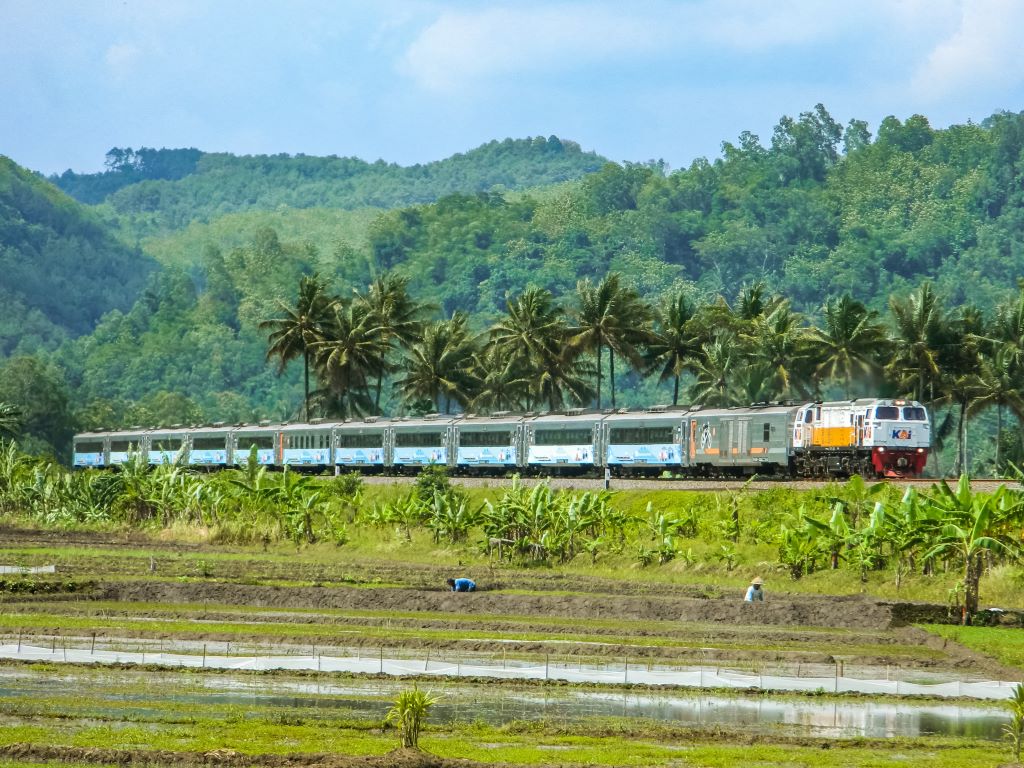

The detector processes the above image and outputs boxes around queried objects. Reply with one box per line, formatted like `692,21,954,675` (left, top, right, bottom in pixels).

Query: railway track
360,474,1017,493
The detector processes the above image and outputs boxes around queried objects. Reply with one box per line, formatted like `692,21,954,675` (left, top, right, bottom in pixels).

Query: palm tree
490,288,591,411
396,313,476,414
807,294,890,398
991,286,1024,363
358,273,432,413
968,346,1024,475
570,273,654,409
689,336,739,406
467,344,532,413
644,292,700,405
260,274,337,420
313,299,388,417
887,283,950,403
740,300,810,400
0,403,20,439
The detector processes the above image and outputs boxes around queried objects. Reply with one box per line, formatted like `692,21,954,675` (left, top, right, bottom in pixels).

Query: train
72,398,931,479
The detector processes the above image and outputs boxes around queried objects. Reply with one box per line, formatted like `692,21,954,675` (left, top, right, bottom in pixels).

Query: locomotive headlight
917,448,924,453
878,447,885,453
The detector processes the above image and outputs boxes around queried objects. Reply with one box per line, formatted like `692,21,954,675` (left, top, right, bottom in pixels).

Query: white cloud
912,0,1024,99
397,1,890,93
398,4,654,92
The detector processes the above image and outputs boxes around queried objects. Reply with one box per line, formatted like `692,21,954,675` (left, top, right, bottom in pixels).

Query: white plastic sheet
0,643,1015,700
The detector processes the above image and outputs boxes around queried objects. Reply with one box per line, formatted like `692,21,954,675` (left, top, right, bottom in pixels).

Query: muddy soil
96,580,944,630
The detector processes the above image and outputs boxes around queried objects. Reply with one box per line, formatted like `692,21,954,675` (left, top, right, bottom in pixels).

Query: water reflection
0,669,1007,740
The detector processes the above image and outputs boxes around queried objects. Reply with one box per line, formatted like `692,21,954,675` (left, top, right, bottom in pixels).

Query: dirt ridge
97,580,948,629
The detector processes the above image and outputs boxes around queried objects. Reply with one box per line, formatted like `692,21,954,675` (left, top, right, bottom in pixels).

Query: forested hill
51,137,607,234
0,156,156,356
365,108,1024,317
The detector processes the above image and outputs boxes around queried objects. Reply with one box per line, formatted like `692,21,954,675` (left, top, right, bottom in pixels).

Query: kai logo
892,428,912,440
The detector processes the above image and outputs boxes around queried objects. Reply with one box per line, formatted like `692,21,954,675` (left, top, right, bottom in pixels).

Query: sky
2,0,1024,176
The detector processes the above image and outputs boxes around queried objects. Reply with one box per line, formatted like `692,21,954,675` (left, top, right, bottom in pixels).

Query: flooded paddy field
0,528,1020,766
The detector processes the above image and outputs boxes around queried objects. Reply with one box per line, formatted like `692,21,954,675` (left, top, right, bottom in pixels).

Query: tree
807,294,889,398
969,346,1024,475
887,283,951,403
570,273,653,409
313,299,388,417
0,356,73,457
358,273,432,413
740,300,810,400
396,313,476,414
489,288,591,411
467,344,532,413
922,476,1024,623
260,274,337,420
689,336,740,406
644,292,699,405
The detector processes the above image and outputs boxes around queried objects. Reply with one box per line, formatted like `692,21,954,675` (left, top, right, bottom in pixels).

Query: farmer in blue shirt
744,577,765,602
446,577,476,592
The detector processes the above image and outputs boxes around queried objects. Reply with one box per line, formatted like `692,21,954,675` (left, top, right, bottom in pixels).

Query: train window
395,431,444,447
110,440,134,452
460,431,511,447
609,427,673,443
763,423,770,442
337,433,382,448
75,441,103,453
193,437,225,450
154,439,182,451
803,410,813,423
903,407,927,421
239,436,274,450
874,406,900,420
534,429,592,445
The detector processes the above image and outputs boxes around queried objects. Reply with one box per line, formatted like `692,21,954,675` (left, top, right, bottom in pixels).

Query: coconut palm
740,300,811,400
313,299,388,417
968,345,1024,475
358,273,433,413
887,283,951,403
644,292,700,406
807,294,890,398
689,335,740,406
490,288,591,411
260,274,337,420
466,344,532,413
396,313,476,414
570,273,654,409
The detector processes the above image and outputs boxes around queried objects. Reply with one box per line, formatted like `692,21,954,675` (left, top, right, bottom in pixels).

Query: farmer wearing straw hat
744,577,764,602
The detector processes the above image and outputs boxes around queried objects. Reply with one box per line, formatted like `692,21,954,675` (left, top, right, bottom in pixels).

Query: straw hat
750,577,764,586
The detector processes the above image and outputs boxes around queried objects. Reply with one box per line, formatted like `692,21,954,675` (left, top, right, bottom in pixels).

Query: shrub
384,685,438,750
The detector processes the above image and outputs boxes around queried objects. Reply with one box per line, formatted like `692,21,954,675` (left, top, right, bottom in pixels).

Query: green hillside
52,137,607,238
6,107,1024,470
0,156,157,356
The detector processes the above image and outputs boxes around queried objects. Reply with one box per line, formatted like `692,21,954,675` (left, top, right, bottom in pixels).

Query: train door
689,419,697,461
445,426,455,467
738,420,749,456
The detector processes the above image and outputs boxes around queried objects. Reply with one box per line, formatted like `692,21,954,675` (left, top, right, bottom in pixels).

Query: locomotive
72,398,930,479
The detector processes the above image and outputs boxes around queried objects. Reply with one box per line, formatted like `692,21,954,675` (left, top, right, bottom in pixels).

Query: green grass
921,623,1024,671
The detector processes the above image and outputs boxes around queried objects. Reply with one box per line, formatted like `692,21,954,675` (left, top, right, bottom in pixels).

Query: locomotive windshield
874,406,899,420
902,407,927,421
